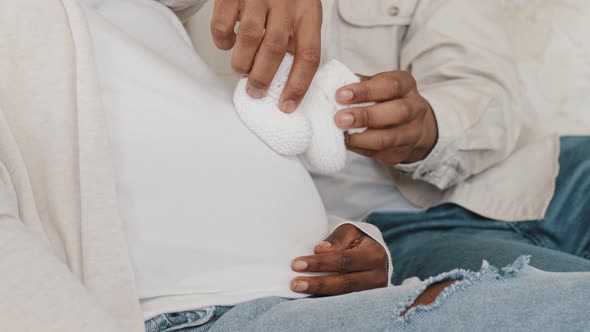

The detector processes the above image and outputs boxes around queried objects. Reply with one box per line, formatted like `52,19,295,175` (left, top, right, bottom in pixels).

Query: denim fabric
367,136,590,284
145,307,232,332
153,257,590,332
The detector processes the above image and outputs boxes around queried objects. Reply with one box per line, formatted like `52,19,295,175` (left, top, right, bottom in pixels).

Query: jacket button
387,5,400,17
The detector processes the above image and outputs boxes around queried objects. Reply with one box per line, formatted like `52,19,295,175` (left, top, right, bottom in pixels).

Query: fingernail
292,260,308,271
318,241,332,248
281,100,297,113
335,113,354,128
292,280,309,292
246,85,265,99
337,89,354,102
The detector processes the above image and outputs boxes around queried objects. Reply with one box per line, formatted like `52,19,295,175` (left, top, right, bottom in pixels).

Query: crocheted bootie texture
234,54,373,174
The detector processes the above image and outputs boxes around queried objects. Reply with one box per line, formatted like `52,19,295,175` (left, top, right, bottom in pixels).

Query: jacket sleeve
159,0,210,21
327,215,393,285
0,163,126,332
396,0,528,190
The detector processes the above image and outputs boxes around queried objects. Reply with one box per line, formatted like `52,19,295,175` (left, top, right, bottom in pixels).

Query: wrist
405,106,439,163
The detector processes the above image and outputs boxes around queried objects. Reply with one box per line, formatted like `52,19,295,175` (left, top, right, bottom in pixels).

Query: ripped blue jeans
146,257,590,331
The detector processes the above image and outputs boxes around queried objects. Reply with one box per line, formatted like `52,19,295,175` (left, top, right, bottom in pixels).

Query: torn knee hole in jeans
393,255,531,322
400,280,458,318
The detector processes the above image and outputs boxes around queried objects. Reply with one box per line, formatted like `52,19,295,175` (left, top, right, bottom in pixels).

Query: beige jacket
190,0,560,222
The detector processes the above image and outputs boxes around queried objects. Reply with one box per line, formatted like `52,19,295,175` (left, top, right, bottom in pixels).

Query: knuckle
231,58,251,74
334,224,357,237
379,131,397,150
368,254,380,268
286,85,308,100
261,38,288,57
313,258,326,271
210,21,234,40
397,100,413,123
370,252,386,268
396,70,416,86
324,233,338,244
418,97,430,114
388,76,402,96
314,278,325,292
342,277,358,294
297,48,322,70
358,108,371,127
357,83,370,101
248,75,270,90
338,252,354,273
325,231,342,245
238,25,264,45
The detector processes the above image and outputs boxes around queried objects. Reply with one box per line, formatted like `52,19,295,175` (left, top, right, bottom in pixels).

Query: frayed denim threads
394,256,531,323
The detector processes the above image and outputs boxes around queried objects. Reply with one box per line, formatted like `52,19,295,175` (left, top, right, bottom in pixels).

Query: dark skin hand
290,224,389,296
334,71,439,166
211,0,323,113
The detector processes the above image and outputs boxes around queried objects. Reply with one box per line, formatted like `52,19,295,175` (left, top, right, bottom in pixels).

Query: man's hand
290,224,388,296
211,0,322,113
333,71,439,166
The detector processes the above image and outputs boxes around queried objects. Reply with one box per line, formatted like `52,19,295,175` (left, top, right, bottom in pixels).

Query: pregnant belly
105,79,329,294
90,1,328,295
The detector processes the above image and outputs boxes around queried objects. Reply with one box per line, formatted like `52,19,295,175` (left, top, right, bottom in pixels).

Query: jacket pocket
336,0,418,74
338,0,417,26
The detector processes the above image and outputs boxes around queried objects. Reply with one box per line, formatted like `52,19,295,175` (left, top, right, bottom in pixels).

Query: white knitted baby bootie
233,54,372,174
299,60,372,174
233,55,312,156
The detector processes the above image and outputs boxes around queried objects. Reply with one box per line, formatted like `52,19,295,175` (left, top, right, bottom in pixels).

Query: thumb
315,224,361,254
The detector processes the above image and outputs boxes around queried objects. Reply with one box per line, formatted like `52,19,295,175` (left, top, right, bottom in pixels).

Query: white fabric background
500,0,590,135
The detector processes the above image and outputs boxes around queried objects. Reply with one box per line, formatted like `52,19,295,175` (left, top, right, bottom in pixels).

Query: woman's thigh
205,258,590,332
388,229,590,284
509,136,590,258
367,200,590,284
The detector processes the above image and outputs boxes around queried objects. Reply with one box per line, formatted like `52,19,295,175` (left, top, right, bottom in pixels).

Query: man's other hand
290,224,389,296
211,0,322,113
334,71,439,166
